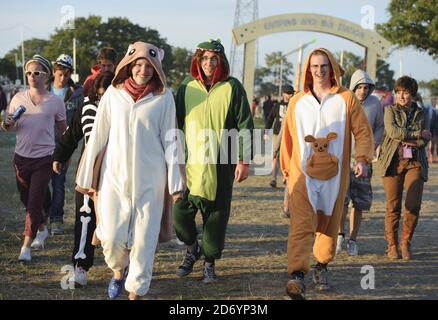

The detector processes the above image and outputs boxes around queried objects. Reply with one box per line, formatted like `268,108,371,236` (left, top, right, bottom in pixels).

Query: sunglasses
25,70,48,77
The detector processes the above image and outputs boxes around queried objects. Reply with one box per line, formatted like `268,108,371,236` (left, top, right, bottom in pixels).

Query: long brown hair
88,71,114,104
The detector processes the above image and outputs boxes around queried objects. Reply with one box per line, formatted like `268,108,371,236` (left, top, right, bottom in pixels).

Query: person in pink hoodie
82,47,117,97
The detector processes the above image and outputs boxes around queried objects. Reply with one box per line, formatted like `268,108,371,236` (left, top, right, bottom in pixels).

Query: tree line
0,16,193,91
1,0,437,95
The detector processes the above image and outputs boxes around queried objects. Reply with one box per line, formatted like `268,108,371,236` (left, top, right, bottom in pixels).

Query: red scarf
123,76,159,102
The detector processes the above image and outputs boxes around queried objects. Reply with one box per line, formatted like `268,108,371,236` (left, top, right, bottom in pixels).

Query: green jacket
175,76,254,201
376,102,429,181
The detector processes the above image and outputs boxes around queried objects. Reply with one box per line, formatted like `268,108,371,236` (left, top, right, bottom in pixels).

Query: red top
82,64,101,97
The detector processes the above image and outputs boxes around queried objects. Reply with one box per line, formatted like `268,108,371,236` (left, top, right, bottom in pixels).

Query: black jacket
265,102,281,134
53,100,98,163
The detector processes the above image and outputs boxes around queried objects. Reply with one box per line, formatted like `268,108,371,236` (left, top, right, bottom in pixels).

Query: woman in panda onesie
76,42,184,300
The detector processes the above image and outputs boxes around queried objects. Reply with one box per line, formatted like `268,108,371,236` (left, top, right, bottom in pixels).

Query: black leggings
72,191,97,271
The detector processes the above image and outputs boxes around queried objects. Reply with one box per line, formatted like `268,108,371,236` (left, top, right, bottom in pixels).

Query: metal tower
230,0,259,81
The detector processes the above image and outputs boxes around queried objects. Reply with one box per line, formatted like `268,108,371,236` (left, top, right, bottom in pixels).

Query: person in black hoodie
52,71,114,286
265,86,294,189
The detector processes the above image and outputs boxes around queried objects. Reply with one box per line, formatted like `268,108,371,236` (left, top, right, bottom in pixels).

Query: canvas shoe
347,239,359,256
69,266,87,286
31,226,48,250
108,267,128,299
18,246,31,262
108,277,125,299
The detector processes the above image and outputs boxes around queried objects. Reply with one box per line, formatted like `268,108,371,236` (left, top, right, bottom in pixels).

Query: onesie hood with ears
112,41,166,93
302,48,345,94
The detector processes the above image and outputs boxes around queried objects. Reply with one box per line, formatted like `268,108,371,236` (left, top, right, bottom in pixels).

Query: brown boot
384,217,400,259
385,231,400,259
400,243,411,260
400,227,413,260
386,244,400,259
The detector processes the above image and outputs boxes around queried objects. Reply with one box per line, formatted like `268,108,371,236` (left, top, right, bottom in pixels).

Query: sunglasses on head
25,70,48,77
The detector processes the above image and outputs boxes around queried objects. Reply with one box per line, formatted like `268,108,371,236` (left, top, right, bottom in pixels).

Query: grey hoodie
350,69,384,147
49,79,84,142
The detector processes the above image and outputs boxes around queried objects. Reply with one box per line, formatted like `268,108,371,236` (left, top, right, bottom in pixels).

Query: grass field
0,129,437,300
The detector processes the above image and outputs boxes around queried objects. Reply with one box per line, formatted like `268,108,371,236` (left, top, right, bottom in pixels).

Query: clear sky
1,0,437,84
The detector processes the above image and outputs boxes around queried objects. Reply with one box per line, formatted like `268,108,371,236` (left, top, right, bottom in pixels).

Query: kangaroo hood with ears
112,41,166,93
302,48,345,94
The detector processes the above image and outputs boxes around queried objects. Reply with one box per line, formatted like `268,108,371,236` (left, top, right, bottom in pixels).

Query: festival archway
232,13,391,99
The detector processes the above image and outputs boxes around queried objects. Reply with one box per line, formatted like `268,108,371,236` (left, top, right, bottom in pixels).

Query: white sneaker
335,234,344,254
30,226,48,250
18,246,31,262
69,266,88,286
347,240,358,256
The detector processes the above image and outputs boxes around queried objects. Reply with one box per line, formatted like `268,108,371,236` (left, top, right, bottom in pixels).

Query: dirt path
0,131,437,300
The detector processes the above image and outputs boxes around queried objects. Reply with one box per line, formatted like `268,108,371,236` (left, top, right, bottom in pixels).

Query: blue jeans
47,167,67,223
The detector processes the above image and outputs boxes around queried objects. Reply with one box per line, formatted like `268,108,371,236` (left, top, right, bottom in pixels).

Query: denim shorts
344,164,373,211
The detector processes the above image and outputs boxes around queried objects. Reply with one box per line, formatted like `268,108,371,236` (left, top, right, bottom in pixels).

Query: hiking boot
286,271,306,300
18,246,31,262
202,262,218,283
335,234,344,254
51,221,64,235
347,239,358,256
269,179,277,188
400,243,411,260
30,226,48,250
69,266,88,286
312,263,330,291
386,244,400,259
176,241,201,277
